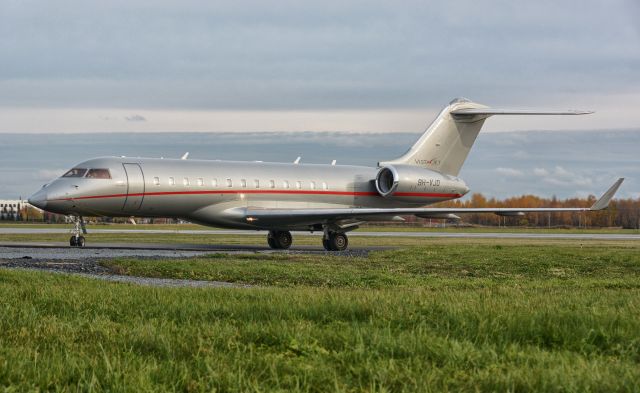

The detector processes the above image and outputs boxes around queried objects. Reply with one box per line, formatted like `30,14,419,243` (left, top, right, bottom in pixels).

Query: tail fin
379,98,592,176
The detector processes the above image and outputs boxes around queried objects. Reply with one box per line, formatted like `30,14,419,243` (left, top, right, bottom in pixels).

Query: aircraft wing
243,178,624,226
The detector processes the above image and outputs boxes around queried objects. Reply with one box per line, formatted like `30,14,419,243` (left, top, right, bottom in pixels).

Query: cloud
533,168,548,176
495,167,524,177
0,0,638,116
532,166,594,188
125,114,147,122
553,166,572,177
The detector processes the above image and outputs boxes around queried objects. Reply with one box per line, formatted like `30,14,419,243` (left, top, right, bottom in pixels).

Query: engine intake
374,164,469,203
375,166,399,196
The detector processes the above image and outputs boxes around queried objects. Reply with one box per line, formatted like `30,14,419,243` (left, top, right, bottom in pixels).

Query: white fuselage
29,157,468,230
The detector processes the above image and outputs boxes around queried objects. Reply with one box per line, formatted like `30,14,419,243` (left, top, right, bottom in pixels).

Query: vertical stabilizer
379,98,592,176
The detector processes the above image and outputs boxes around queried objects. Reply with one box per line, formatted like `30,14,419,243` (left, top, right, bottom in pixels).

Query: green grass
1,241,639,391
103,243,640,288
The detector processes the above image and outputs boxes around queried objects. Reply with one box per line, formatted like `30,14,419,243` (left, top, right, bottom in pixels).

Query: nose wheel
69,216,87,247
70,235,85,247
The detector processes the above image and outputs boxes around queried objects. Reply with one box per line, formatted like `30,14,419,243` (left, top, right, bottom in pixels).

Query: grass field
1,240,639,391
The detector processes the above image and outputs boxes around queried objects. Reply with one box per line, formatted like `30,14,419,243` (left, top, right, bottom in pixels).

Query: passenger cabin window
283,180,289,189
197,178,204,186
310,181,316,190
62,168,87,178
241,179,247,188
269,180,275,189
169,177,175,186
226,179,232,187
296,181,302,189
183,177,190,186
86,168,112,179
254,179,260,188
212,178,218,187
153,177,160,186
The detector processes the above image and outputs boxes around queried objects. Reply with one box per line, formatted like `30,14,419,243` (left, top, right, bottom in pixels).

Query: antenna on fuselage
294,156,301,164
181,152,189,160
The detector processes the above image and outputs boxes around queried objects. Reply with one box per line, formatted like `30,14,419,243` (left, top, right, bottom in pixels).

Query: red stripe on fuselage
53,189,462,201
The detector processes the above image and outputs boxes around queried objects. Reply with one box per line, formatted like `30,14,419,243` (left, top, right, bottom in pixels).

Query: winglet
590,178,624,210
181,152,189,160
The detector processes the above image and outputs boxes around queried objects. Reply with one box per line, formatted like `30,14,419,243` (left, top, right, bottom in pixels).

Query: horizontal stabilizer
451,108,593,117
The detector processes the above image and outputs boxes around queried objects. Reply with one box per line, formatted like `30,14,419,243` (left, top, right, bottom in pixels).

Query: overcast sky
0,0,639,132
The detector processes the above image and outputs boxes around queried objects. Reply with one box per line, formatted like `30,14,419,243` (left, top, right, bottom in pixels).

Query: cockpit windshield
86,168,112,179
61,168,112,179
62,168,87,178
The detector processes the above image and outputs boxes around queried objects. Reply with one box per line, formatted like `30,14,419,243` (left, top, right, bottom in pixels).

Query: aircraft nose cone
28,189,47,209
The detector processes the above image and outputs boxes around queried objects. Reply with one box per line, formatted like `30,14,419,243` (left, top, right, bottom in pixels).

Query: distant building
0,199,36,220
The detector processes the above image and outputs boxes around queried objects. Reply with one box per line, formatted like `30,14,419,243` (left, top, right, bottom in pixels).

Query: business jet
28,98,623,250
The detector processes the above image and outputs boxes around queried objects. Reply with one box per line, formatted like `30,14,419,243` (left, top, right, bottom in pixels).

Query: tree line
435,194,640,229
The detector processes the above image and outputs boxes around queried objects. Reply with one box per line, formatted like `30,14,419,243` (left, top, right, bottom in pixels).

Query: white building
0,199,33,220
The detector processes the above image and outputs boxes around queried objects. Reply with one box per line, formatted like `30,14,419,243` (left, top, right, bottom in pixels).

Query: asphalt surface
1,227,639,240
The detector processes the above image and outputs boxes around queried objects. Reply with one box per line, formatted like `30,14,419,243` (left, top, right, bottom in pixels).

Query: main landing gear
266,229,349,251
267,230,293,250
322,231,348,251
69,216,87,247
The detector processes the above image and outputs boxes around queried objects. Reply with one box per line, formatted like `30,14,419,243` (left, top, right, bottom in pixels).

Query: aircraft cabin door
122,163,145,211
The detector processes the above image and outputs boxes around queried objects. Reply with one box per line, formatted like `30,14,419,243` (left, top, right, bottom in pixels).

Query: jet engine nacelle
374,165,469,203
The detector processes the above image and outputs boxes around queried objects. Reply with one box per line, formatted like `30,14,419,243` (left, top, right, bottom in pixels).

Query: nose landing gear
70,235,85,247
69,216,87,247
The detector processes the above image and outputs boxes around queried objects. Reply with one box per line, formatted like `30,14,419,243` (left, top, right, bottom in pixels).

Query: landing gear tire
267,230,292,250
323,232,348,251
69,235,85,247
68,216,87,247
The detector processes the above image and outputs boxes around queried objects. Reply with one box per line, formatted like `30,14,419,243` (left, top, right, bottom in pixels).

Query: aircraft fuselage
29,156,468,230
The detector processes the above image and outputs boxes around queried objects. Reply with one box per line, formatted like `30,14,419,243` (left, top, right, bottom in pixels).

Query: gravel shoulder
0,245,371,287
0,258,250,288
